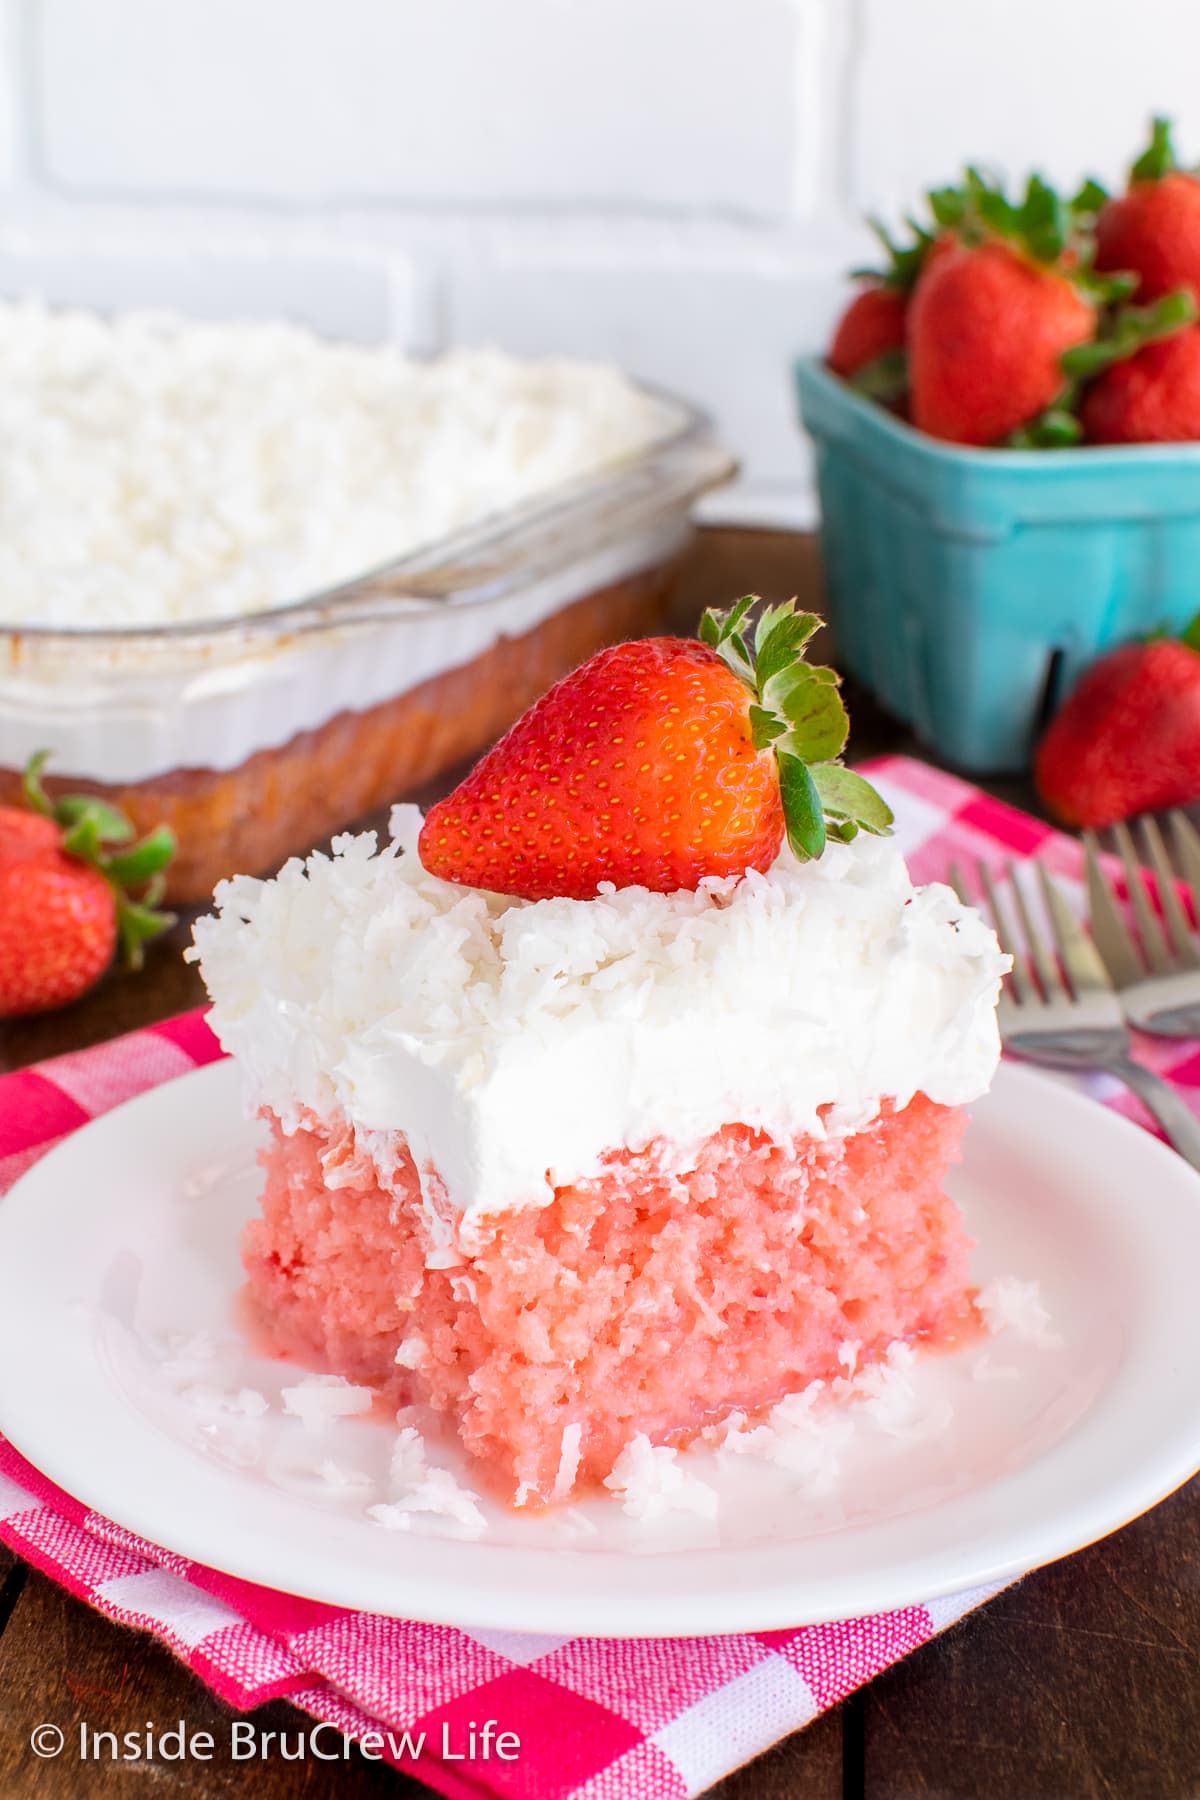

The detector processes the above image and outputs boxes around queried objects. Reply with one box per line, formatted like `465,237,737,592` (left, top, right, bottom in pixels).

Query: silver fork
951,857,1200,1172
1084,812,1200,1037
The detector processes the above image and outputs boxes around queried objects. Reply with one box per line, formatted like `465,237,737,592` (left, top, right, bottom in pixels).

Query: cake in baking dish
192,600,1006,1508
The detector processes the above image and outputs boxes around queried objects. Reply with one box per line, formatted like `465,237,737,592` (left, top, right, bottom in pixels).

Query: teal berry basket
794,354,1200,773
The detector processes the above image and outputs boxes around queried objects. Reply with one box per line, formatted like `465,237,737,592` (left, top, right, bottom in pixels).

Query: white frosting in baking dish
191,814,1006,1242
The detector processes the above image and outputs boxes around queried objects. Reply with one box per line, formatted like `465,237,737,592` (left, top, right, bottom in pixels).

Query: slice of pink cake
193,807,1005,1510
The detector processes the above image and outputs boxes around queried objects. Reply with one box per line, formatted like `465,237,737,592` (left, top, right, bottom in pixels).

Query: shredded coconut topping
0,313,675,629
193,812,1005,1226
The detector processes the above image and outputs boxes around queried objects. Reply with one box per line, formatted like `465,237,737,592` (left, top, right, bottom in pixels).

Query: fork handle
1104,1055,1200,1173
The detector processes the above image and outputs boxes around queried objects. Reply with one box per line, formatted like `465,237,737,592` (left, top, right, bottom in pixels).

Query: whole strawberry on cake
192,600,1006,1510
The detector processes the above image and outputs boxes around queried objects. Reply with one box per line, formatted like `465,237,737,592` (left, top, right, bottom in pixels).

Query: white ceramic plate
1,1057,1198,1637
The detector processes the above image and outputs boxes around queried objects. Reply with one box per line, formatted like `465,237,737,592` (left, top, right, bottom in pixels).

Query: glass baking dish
0,387,734,901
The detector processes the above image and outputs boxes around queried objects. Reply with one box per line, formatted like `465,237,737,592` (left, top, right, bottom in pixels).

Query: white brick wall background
0,0,1196,523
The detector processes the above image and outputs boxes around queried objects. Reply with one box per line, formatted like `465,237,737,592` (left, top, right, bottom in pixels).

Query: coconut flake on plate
315,1459,375,1495
357,1421,489,1537
605,1435,720,1522
977,1276,1062,1348
281,1374,375,1430
180,1383,269,1419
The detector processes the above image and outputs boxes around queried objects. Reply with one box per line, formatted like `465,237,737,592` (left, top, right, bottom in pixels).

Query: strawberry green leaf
1073,266,1139,305
853,216,936,291
1071,176,1110,218
811,763,895,835
754,606,821,687
1019,173,1070,263
697,597,892,864
1007,407,1084,450
22,749,55,819
928,185,970,231
1131,115,1177,184
106,826,177,885
775,665,849,762
1061,288,1198,380
53,794,136,844
733,628,754,663
778,753,826,862
748,705,787,751
115,894,177,971
846,347,908,404
700,596,755,650
60,814,104,862
1181,614,1200,653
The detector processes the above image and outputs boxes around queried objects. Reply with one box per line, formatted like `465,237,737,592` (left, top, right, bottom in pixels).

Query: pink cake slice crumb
242,1093,979,1508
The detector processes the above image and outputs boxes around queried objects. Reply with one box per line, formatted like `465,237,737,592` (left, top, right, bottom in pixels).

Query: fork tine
1169,811,1200,926
1036,863,1112,996
975,860,1034,1006
1006,860,1063,1000
950,860,1020,1001
1114,820,1172,974
947,861,972,912
1084,831,1144,988
1138,816,1200,968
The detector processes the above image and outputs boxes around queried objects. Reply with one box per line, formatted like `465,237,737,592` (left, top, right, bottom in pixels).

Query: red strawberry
419,600,893,902
1080,324,1200,444
1035,631,1200,828
828,217,937,395
1095,118,1200,306
0,753,177,1018
828,283,907,379
0,835,118,1017
908,236,1095,445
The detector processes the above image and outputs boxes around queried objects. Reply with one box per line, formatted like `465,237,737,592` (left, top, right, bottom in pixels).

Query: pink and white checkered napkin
2,756,1197,1800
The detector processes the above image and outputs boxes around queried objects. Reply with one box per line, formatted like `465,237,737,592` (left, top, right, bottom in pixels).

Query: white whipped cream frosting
191,808,1006,1244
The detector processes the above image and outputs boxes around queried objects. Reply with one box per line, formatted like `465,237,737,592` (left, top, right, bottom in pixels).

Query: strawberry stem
851,216,937,291
1131,116,1177,184
698,599,894,862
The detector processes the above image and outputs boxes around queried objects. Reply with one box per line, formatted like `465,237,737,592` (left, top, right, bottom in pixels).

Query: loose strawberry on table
418,601,893,902
0,754,176,1019
1035,622,1200,828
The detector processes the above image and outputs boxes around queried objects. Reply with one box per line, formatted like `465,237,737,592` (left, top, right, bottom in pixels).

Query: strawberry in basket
1095,117,1200,307
1080,323,1200,444
906,174,1114,447
827,220,936,402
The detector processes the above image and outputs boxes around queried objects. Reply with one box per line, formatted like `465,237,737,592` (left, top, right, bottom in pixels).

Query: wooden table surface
0,526,1196,1799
